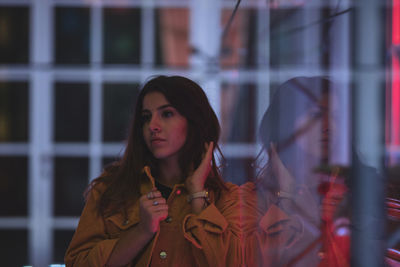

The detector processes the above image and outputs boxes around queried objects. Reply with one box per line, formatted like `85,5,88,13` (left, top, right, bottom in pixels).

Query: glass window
155,8,190,68
54,7,90,65
0,7,29,64
269,7,331,68
103,8,141,64
53,230,75,264
220,83,256,143
222,157,254,185
0,157,28,216
54,83,90,142
102,83,139,142
0,230,28,266
0,82,29,142
220,9,257,69
54,157,88,216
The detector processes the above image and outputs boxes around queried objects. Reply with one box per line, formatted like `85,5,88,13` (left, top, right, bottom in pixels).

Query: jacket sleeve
182,183,243,267
64,186,120,267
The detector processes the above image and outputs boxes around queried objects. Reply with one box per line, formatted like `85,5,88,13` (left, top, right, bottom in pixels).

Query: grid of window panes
0,0,394,266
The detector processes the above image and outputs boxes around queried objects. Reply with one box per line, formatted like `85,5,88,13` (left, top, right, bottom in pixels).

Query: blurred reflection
241,77,351,266
155,8,189,68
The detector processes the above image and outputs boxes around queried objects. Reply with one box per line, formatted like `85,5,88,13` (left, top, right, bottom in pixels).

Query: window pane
155,8,190,68
0,157,28,216
0,7,29,64
269,8,330,68
0,229,28,267
0,82,29,142
220,83,256,143
103,83,139,142
54,83,90,142
54,7,90,65
54,157,88,216
103,8,141,64
53,230,75,264
222,157,254,185
220,9,257,69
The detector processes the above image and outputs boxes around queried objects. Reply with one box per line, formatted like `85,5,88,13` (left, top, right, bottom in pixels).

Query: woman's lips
151,138,166,145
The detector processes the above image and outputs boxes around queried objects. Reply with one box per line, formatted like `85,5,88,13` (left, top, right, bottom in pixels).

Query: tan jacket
240,182,316,267
65,169,242,267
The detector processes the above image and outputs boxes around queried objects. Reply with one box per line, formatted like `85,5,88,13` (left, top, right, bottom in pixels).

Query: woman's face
142,92,188,162
294,93,334,159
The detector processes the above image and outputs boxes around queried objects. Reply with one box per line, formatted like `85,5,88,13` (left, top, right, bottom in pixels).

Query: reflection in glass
0,82,29,142
54,230,75,263
155,8,190,68
103,83,139,142
54,7,90,65
242,77,356,266
220,9,257,69
0,7,29,64
269,8,329,68
54,157,88,216
220,83,256,143
54,83,90,142
103,8,141,64
223,157,254,185
0,229,28,266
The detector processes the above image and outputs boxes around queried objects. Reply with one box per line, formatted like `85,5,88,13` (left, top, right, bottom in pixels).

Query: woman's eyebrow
157,104,173,110
142,104,173,113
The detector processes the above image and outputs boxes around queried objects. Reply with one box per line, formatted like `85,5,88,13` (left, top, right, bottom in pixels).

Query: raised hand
137,188,168,234
185,142,214,194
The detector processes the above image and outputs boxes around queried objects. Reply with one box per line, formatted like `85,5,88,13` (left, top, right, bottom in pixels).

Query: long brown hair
89,75,226,217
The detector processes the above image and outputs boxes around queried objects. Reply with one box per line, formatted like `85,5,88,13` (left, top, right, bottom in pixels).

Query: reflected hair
255,76,333,187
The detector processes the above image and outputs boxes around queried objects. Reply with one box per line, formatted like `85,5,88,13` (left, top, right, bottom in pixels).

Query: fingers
269,142,278,158
205,141,214,161
145,190,162,200
138,190,169,233
198,141,213,171
142,190,167,207
142,196,166,207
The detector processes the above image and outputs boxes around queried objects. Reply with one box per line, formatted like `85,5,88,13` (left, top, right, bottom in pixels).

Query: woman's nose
149,116,161,133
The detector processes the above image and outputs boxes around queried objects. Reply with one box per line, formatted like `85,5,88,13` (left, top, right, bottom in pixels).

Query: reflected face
294,93,334,159
142,92,188,162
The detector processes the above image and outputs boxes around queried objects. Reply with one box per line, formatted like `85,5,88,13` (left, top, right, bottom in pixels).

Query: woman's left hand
185,142,214,194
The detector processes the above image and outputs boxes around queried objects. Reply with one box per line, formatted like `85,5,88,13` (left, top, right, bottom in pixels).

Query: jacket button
160,251,167,259
165,216,172,223
123,219,129,225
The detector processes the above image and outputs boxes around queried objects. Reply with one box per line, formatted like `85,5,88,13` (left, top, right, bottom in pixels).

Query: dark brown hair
89,75,226,217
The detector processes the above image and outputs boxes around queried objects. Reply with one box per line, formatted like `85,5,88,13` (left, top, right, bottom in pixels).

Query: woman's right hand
138,189,168,234
106,189,168,266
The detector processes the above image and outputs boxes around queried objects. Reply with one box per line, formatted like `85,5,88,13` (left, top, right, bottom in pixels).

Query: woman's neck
157,158,183,188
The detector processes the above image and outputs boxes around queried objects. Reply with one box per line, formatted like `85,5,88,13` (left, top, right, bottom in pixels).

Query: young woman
65,76,241,267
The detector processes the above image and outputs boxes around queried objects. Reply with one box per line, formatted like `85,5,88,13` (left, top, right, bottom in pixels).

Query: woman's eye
162,110,174,118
